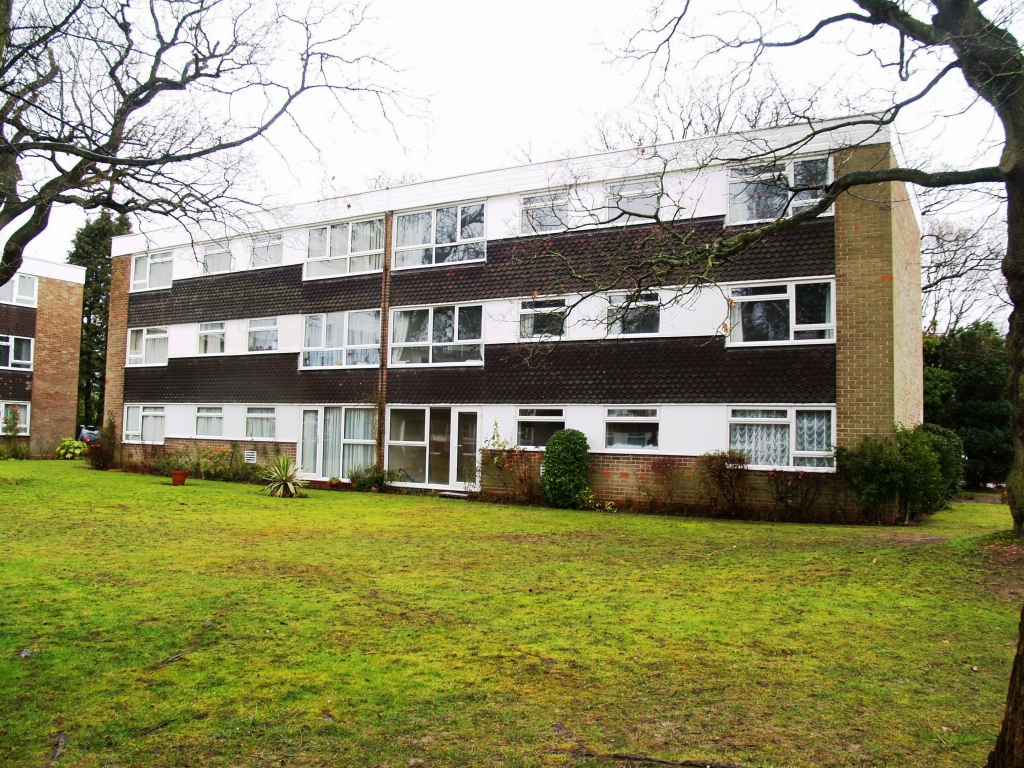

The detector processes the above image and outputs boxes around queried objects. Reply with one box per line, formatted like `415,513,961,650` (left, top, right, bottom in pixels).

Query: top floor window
520,298,567,339
203,242,231,275
608,293,660,336
131,251,172,291
303,309,380,367
307,218,384,278
728,157,829,224
521,192,568,234
0,274,37,307
606,178,662,223
394,204,485,269
251,233,283,268
391,304,483,365
127,327,168,366
248,318,278,352
728,280,834,345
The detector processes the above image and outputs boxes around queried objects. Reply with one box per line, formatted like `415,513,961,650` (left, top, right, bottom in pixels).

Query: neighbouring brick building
103,121,922,502
0,257,86,456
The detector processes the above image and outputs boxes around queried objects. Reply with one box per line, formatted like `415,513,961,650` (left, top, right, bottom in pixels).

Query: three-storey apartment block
0,257,86,455
104,122,922,501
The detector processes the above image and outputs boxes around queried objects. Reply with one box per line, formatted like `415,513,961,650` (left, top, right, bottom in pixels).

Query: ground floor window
124,405,164,444
605,407,659,449
195,406,223,437
245,407,276,439
516,407,564,448
298,406,377,480
728,407,834,468
387,407,478,486
1,401,29,434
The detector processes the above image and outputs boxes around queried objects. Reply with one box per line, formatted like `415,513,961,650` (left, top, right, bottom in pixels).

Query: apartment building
0,257,86,455
103,122,922,501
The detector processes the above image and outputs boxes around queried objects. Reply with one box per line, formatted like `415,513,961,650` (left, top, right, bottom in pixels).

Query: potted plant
168,452,190,486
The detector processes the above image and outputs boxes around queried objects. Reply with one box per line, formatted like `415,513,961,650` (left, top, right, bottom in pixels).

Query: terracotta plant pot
170,470,188,486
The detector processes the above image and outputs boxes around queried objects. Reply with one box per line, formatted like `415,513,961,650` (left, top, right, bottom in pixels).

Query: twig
552,747,755,768
156,651,191,666
139,719,175,736
49,733,69,765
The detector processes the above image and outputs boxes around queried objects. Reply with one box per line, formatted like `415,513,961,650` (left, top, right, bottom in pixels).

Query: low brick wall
120,438,296,468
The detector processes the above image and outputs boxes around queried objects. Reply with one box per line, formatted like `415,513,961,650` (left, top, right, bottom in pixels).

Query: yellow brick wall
102,254,131,435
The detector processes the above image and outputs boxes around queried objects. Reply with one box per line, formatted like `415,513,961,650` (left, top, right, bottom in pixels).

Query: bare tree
923,217,1009,334
0,0,404,285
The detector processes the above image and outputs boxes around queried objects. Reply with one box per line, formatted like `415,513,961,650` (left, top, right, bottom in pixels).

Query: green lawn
0,461,1020,767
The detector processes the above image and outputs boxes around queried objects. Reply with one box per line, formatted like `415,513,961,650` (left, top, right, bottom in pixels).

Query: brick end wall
29,276,83,456
833,143,922,447
103,254,131,437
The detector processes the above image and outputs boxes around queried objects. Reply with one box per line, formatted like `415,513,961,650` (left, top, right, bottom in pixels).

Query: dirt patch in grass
981,539,1024,600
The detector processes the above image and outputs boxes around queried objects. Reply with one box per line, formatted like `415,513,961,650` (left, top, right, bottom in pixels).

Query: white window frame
521,191,569,234
251,233,284,269
519,298,567,340
389,303,484,367
392,202,487,270
123,404,165,445
0,274,37,307
301,309,381,369
604,407,660,452
198,322,226,355
247,317,279,353
1,401,29,435
607,292,661,337
0,335,33,370
515,407,566,450
726,155,832,226
305,217,385,279
195,406,224,437
126,327,168,366
131,251,173,292
726,277,836,347
297,405,378,480
202,242,232,275
605,177,663,223
245,406,277,441
727,405,836,471
385,405,482,489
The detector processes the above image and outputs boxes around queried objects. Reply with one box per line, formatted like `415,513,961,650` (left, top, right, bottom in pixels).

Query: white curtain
343,444,374,478
330,223,349,257
347,311,380,346
304,315,323,348
196,409,222,437
344,408,375,440
301,411,319,473
246,409,276,439
145,335,168,365
396,212,432,247
141,412,164,443
307,227,327,259
796,411,831,452
322,407,343,479
351,220,383,253
125,406,140,435
149,259,172,288
730,423,789,466
324,313,345,349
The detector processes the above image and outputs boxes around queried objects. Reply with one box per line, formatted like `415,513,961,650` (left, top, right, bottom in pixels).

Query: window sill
726,338,835,348
0,300,36,308
748,464,836,473
122,440,165,446
0,366,32,372
726,208,834,228
302,266,384,280
300,363,381,370
387,361,485,369
391,257,486,272
125,362,169,368
602,446,660,453
244,436,278,442
129,285,172,293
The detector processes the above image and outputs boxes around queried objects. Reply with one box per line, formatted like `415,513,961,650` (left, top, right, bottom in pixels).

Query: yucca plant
262,455,307,498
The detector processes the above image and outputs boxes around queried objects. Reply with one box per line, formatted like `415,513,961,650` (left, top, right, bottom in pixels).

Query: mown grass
0,461,1020,767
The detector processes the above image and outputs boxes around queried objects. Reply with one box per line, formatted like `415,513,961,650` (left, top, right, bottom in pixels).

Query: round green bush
541,429,591,509
918,423,964,499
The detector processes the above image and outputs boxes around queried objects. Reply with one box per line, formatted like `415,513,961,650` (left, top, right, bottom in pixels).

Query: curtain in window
141,412,164,443
149,259,172,288
796,411,831,452
196,409,222,436
730,423,789,466
344,408,374,440
351,220,383,252
145,335,168,365
301,411,319,474
330,224,349,257
125,406,140,434
348,311,380,346
304,315,323,347
343,444,374,478
324,313,345,349
246,409,276,439
322,407,343,479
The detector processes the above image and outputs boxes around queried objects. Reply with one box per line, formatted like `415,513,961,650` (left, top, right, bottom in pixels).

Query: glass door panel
428,407,452,485
322,407,343,479
456,412,478,483
301,410,319,474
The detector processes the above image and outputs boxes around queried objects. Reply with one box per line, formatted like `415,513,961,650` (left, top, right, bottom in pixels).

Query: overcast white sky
23,0,1013,265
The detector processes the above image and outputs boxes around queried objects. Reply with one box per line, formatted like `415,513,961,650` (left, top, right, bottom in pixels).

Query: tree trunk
990,602,1024,767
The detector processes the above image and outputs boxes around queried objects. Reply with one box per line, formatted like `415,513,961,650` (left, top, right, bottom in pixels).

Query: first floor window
306,218,384,277
605,408,659,449
0,335,32,369
393,204,486,268
0,274,37,306
248,318,278,352
124,405,164,443
520,299,566,339
132,251,172,291
127,327,168,366
1,402,29,434
517,407,564,448
246,407,276,439
391,304,483,365
728,408,834,468
302,309,380,367
203,242,231,274
251,233,283,268
196,406,223,437
606,178,662,222
198,322,225,354
608,293,660,335
729,281,833,344
521,192,568,233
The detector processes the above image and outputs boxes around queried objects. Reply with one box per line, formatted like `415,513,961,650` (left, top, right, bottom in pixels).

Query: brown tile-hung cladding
0,371,31,400
0,304,36,337
390,216,835,306
126,266,382,327
388,338,836,404
124,354,379,404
